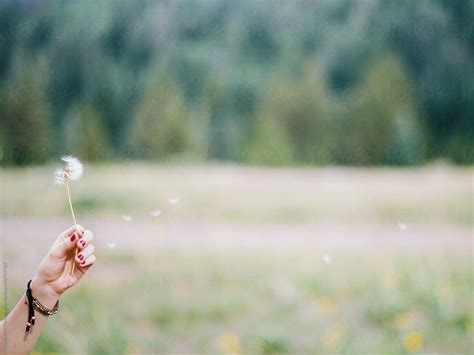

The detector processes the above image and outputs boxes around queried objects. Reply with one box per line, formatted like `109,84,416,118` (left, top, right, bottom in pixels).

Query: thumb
51,224,85,257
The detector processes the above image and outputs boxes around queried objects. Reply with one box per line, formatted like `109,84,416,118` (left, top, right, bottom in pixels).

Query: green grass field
1,164,472,354
1,162,472,225
3,251,472,354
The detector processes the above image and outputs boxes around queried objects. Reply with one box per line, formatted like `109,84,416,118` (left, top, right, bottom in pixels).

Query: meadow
1,163,472,354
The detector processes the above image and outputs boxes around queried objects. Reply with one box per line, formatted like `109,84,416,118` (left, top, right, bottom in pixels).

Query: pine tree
130,79,193,160
0,68,51,165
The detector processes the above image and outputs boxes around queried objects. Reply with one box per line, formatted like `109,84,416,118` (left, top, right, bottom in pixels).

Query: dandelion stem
66,179,78,275
66,179,76,224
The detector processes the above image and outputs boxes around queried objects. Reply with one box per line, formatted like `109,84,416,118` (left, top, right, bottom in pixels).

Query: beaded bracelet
25,280,59,332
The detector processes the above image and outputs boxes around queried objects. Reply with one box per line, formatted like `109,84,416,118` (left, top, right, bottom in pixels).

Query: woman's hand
0,225,97,353
30,225,96,306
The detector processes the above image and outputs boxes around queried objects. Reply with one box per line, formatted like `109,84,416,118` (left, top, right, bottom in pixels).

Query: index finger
58,224,85,243
51,224,85,254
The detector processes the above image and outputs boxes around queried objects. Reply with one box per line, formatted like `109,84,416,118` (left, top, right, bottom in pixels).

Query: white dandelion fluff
323,254,332,264
54,168,66,185
150,209,161,217
55,155,83,185
121,214,133,222
398,222,408,231
167,197,180,204
62,155,84,180
106,242,116,249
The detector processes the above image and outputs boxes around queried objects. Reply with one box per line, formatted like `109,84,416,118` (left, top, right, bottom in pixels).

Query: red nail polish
81,240,86,247
81,260,86,265
78,254,83,260
70,233,76,242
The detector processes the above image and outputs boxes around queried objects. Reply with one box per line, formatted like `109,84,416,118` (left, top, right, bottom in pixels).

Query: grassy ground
1,163,472,354
3,251,472,354
0,162,472,225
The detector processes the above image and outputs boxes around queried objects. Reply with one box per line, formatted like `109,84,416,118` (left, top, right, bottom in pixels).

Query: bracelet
25,280,59,332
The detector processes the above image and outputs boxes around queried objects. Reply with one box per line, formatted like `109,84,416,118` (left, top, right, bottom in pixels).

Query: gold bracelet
32,298,59,316
25,280,59,332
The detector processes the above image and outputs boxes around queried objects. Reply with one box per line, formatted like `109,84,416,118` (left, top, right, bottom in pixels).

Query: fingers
51,225,85,257
76,230,94,250
80,254,96,268
60,225,85,242
76,243,95,265
72,232,96,281
72,251,96,282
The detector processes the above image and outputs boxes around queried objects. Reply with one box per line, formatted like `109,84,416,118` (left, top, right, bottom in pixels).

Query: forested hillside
0,0,472,165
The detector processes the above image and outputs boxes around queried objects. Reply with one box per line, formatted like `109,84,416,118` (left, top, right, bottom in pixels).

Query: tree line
0,0,472,165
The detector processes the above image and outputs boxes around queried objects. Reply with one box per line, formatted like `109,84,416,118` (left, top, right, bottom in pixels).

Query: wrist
30,277,60,309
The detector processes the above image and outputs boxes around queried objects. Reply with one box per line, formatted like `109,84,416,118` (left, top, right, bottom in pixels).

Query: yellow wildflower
403,331,424,352
218,331,241,354
436,284,453,304
323,326,344,349
125,345,141,355
469,318,474,334
393,311,416,329
314,297,336,314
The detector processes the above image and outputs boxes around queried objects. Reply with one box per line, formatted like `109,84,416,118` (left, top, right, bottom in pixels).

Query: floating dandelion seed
323,254,332,264
121,214,133,222
150,209,161,217
106,242,116,249
398,222,408,231
55,155,84,275
167,197,180,204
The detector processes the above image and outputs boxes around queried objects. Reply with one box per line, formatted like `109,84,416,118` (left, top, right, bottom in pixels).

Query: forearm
0,278,59,355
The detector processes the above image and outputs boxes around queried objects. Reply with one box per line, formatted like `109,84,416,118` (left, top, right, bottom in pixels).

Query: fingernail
70,233,76,242
80,240,86,247
81,260,86,265
78,254,83,260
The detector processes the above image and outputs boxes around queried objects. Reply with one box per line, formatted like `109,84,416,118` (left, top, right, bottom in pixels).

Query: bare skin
0,225,96,355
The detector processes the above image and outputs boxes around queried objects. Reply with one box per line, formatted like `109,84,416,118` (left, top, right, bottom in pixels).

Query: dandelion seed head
55,155,83,184
167,197,180,204
122,214,133,222
150,209,161,217
61,155,83,181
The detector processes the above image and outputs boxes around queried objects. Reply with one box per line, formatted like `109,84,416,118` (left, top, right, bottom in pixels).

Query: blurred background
0,0,472,354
